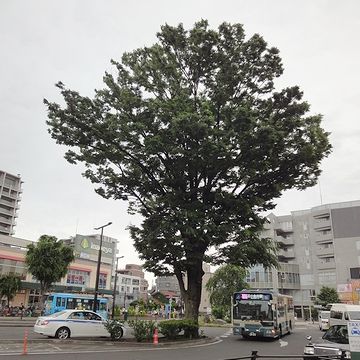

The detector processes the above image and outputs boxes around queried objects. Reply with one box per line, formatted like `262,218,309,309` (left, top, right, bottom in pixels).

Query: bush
127,319,157,342
158,319,199,339
104,320,124,340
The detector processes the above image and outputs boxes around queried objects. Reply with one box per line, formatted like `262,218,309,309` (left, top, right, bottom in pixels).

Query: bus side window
345,312,349,320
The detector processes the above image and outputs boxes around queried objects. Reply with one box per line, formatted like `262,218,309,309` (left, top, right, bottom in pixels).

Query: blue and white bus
232,289,294,339
44,293,109,319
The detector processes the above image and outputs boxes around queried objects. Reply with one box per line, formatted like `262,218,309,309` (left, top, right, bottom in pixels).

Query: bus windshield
234,301,273,321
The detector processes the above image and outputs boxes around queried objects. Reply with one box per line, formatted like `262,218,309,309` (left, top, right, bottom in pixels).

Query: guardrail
224,351,349,360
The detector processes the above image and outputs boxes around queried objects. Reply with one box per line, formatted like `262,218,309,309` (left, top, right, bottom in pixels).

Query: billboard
73,235,115,262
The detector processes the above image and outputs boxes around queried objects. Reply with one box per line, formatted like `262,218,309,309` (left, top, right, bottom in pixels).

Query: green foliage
104,319,124,340
152,292,168,305
211,305,226,320
158,319,199,339
45,20,332,321
114,305,121,318
316,286,340,305
127,319,157,342
0,274,22,306
25,235,74,306
206,264,248,319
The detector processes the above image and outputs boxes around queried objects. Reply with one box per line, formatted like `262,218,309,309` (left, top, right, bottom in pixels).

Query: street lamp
93,221,112,312
112,255,124,319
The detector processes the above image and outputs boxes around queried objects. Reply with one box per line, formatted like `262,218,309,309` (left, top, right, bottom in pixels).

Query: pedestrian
19,303,24,320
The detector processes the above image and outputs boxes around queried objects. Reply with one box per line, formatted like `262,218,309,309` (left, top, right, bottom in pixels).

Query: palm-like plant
0,273,22,306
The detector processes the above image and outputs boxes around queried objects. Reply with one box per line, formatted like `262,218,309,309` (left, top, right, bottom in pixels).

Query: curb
0,336,216,347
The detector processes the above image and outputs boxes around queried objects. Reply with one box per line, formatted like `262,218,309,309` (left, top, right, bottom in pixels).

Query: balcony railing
317,260,336,270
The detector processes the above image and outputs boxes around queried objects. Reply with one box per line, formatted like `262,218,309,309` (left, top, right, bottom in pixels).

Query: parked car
34,309,124,340
304,324,351,359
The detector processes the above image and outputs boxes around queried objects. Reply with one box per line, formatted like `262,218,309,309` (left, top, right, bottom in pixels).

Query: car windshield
323,325,349,344
348,311,360,320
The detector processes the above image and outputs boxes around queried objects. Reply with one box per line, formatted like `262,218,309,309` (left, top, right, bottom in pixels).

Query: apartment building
248,200,360,317
0,171,22,236
117,264,149,308
154,263,213,314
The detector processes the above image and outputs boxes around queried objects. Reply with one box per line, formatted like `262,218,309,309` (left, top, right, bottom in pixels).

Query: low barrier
224,351,349,360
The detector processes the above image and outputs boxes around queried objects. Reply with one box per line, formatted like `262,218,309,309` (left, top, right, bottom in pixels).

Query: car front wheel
56,327,70,340
112,327,124,340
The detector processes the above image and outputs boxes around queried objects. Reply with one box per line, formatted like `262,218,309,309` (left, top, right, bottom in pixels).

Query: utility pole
112,255,124,319
93,222,112,312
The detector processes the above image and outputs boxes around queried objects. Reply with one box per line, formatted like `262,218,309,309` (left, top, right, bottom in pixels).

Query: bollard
153,327,159,345
22,329,28,355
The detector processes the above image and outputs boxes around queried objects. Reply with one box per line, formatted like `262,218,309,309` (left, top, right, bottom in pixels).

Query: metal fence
224,351,349,360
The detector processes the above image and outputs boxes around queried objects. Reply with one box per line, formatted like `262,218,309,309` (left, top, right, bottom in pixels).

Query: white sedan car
34,309,123,340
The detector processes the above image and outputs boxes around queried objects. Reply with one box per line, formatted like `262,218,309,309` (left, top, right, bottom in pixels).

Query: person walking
19,303,24,320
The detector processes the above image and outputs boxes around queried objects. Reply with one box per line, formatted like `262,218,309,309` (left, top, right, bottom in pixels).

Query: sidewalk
0,316,35,327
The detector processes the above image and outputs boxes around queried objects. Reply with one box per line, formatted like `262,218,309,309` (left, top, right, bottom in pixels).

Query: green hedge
158,319,199,339
127,319,157,342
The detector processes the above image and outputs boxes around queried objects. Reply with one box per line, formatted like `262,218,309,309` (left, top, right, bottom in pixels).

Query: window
350,268,360,279
0,258,26,279
67,269,90,286
99,274,107,289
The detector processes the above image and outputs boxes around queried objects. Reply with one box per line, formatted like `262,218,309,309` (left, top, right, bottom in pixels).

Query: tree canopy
0,273,22,306
44,20,331,324
316,286,340,306
25,235,74,307
206,264,248,319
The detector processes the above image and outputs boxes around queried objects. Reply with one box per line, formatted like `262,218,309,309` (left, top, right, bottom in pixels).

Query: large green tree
44,21,331,329
0,273,22,306
206,264,249,319
316,286,340,306
25,235,74,308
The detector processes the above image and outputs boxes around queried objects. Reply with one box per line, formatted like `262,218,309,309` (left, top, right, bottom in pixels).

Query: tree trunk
184,260,204,338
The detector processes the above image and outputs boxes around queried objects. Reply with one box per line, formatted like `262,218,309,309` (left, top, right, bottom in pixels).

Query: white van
329,304,360,326
318,310,330,330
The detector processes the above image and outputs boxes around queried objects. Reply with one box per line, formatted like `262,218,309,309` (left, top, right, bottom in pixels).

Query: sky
1,0,359,285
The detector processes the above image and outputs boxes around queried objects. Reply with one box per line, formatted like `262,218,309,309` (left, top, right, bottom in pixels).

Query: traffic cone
153,327,159,345
23,329,28,355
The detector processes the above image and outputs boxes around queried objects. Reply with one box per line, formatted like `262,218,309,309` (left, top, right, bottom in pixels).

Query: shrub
128,319,157,342
158,319,199,339
181,319,199,339
158,320,181,339
104,320,124,340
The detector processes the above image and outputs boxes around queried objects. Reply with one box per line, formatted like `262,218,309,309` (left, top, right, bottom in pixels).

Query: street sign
348,321,360,359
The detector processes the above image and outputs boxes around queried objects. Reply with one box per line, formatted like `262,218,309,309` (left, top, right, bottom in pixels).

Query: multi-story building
116,264,149,308
62,233,118,291
0,234,115,307
0,171,22,236
155,276,181,297
154,263,213,314
248,200,360,318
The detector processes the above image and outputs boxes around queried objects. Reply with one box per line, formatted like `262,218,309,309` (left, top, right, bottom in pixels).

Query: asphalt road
0,322,320,359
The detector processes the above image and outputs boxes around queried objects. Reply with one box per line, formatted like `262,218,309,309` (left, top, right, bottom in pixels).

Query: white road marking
279,339,288,347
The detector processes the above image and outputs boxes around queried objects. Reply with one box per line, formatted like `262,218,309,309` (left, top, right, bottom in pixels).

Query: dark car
304,325,351,359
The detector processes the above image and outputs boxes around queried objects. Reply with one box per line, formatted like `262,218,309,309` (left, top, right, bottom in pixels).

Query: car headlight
344,350,351,359
304,346,315,355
